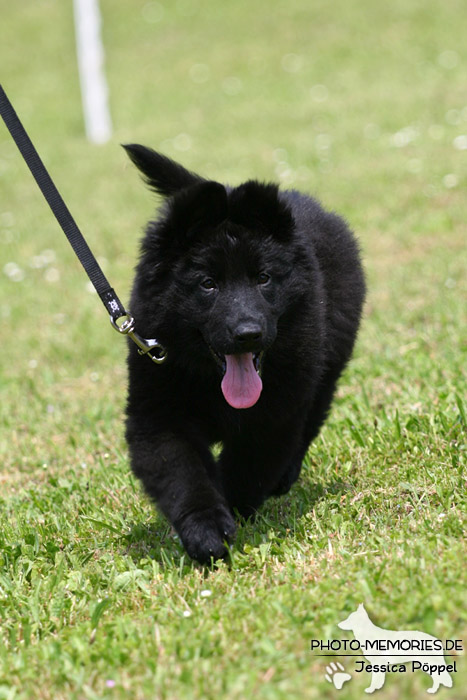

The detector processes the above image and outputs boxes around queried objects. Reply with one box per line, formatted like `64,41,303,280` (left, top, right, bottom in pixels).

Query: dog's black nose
234,323,263,345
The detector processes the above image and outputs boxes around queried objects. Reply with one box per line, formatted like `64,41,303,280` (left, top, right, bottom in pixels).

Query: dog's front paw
176,504,236,564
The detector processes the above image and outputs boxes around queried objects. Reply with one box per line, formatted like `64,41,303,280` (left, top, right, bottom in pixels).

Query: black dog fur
124,144,366,564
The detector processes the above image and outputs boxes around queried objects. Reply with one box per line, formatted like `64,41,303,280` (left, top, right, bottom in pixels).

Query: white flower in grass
44,267,60,283
443,174,458,189
438,50,459,69
3,262,24,282
173,133,192,151
453,135,467,150
310,84,329,102
222,77,242,95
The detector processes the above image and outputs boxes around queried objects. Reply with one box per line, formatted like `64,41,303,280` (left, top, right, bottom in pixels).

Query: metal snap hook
110,314,167,364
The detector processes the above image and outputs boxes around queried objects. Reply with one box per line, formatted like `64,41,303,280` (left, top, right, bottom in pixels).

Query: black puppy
124,145,365,563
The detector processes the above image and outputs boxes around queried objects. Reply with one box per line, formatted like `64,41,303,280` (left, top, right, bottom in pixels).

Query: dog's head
338,603,369,631
125,145,312,408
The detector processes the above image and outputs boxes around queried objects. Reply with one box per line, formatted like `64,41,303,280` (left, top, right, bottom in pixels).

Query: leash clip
110,314,167,364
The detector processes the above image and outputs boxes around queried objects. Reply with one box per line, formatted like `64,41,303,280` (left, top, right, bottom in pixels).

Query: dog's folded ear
170,181,228,240
123,144,204,197
229,181,294,240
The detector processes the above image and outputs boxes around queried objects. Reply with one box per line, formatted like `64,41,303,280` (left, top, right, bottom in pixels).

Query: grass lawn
0,0,465,698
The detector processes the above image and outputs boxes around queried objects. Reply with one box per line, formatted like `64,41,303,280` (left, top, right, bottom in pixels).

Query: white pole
73,0,112,144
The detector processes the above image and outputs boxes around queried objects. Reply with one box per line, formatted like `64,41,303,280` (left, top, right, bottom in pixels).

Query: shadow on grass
121,474,351,571
122,519,186,568
235,476,351,547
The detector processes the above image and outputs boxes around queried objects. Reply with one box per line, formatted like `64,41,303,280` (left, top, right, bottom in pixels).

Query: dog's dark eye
257,272,270,286
201,278,217,291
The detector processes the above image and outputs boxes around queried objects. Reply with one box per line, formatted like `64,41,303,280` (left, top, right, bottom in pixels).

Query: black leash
0,84,166,364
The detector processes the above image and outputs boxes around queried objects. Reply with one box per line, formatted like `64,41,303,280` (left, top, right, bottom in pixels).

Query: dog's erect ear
229,181,293,240
123,144,204,197
169,181,228,241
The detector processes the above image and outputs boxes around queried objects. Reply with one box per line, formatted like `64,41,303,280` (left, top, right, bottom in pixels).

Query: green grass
0,0,466,698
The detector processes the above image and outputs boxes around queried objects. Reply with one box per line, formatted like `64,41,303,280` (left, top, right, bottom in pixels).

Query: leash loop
0,83,167,364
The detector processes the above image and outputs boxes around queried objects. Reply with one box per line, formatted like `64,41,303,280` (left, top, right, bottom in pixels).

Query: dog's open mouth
211,350,263,409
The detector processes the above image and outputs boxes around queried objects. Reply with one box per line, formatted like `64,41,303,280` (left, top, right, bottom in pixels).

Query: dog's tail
123,144,204,197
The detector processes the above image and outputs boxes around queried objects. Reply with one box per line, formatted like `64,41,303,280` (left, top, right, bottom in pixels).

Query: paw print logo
325,661,352,690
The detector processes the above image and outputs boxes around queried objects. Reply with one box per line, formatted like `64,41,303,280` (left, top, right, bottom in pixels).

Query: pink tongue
221,353,263,409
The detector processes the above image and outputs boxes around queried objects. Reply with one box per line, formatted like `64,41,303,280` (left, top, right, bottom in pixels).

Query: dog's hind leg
427,678,441,694
220,419,305,516
365,670,386,693
270,371,341,497
268,448,305,496
303,369,342,443
427,668,452,693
